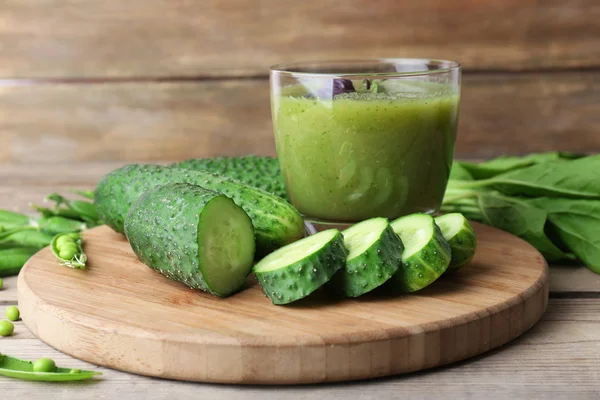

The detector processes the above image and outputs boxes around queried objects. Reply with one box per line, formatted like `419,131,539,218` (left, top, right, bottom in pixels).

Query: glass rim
270,58,461,78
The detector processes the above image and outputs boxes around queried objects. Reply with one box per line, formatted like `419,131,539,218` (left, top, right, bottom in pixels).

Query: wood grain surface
1,71,599,164
0,0,598,78
18,222,548,384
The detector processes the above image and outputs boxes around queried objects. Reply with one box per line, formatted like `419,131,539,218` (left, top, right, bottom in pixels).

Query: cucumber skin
95,164,304,257
254,231,348,305
332,224,403,297
172,156,288,200
125,183,253,297
392,220,451,293
446,221,477,271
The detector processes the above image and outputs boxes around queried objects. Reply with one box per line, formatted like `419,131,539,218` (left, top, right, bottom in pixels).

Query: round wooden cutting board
18,222,548,384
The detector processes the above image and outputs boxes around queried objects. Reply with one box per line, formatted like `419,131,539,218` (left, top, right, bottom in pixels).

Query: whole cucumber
95,164,305,257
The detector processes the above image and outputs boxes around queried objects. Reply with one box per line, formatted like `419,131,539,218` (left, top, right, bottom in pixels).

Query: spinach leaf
527,198,600,273
454,155,600,199
449,162,473,181
460,152,567,179
478,192,576,262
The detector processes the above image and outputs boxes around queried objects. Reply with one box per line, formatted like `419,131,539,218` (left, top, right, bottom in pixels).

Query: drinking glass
270,59,461,225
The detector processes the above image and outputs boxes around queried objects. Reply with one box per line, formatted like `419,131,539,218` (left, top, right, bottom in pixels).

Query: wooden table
2,163,600,399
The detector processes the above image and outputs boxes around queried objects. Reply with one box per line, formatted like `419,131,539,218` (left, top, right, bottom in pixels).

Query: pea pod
46,193,100,222
0,210,30,230
0,248,39,277
31,204,83,221
0,354,101,382
0,229,54,249
35,216,86,235
51,232,87,269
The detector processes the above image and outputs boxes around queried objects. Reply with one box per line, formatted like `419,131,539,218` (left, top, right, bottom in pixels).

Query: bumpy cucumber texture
435,213,477,271
95,164,304,256
390,213,451,292
332,218,403,297
254,229,347,305
125,183,255,297
172,156,287,200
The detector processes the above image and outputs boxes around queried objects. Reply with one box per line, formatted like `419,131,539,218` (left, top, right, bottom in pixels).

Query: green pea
56,235,75,248
69,369,81,374
33,358,56,373
63,233,81,241
0,320,14,336
58,244,78,260
5,306,19,321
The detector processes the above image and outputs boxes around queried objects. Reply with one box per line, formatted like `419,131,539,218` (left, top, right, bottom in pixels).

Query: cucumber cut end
435,213,465,240
390,214,434,260
343,217,388,260
254,229,337,273
197,196,255,296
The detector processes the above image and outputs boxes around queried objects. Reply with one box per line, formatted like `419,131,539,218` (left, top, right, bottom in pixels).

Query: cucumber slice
125,183,256,297
254,229,347,305
331,218,403,297
390,213,451,292
435,213,477,271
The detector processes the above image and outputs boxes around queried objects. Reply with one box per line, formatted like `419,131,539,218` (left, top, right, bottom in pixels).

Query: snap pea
31,204,83,221
0,278,3,289
5,306,19,321
0,210,30,230
51,232,87,269
0,248,39,277
31,194,102,227
46,193,100,222
0,229,53,249
35,216,86,235
0,353,101,381
0,320,14,336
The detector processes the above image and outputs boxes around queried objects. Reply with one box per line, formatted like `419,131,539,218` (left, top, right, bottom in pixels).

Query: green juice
272,84,459,222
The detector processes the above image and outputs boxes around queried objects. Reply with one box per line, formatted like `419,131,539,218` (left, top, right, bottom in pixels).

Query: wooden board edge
17,242,549,385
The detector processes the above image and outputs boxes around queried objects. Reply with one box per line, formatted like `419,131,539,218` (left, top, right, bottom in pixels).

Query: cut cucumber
254,229,347,305
331,217,403,297
435,213,477,271
125,183,255,297
95,163,305,257
390,213,451,292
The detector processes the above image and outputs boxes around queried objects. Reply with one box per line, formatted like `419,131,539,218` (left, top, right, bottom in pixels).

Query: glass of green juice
270,59,460,225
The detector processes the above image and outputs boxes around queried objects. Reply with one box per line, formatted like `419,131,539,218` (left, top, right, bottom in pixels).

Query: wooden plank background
0,0,598,163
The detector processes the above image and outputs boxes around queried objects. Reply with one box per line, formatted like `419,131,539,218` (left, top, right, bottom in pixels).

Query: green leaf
478,192,575,262
527,198,600,274
460,152,568,179
454,155,600,199
449,162,473,181
71,189,95,200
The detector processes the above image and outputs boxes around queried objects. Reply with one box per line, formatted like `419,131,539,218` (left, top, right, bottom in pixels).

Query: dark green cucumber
389,213,451,292
435,213,477,271
172,156,288,200
95,164,304,256
331,218,403,297
254,229,347,305
125,183,255,297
